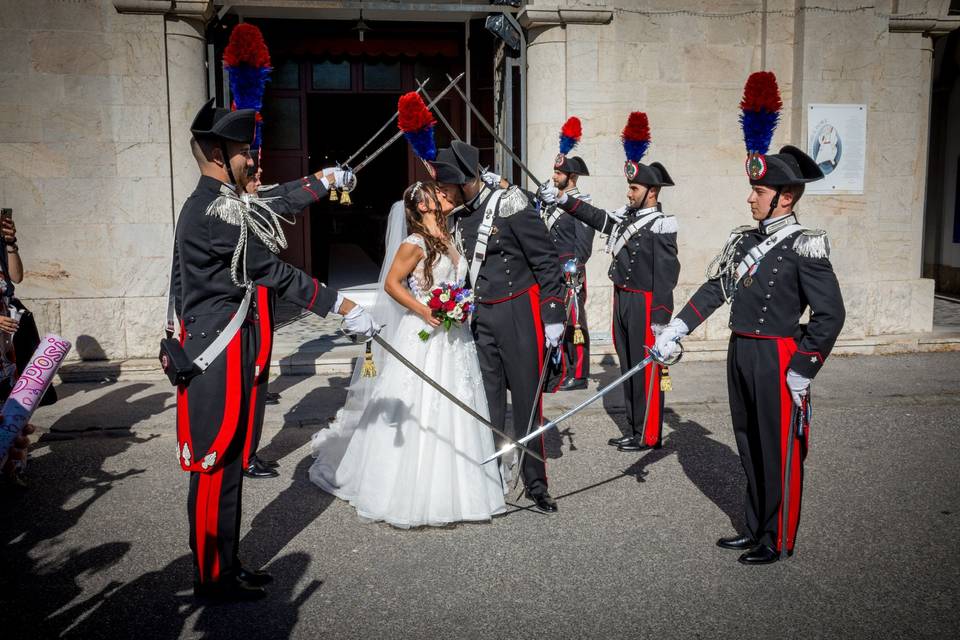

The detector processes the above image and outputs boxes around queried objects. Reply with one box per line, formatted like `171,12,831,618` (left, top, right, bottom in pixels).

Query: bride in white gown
309,181,506,528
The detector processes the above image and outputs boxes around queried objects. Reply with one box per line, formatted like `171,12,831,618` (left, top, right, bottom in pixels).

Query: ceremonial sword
350,72,466,175
415,78,461,142
444,73,544,188
340,77,431,169
368,333,546,464
780,395,810,560
483,344,683,465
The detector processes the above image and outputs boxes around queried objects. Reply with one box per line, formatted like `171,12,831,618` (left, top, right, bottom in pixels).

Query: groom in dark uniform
432,141,566,513
171,99,376,601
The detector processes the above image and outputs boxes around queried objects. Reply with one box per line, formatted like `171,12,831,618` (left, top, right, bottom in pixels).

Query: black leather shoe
238,567,273,587
559,377,588,391
265,391,281,405
607,435,634,447
738,544,782,565
617,438,661,452
253,455,279,469
194,576,267,602
243,462,279,479
717,534,756,550
525,491,558,513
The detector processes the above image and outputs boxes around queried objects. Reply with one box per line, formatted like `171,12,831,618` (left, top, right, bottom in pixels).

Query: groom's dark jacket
454,184,566,323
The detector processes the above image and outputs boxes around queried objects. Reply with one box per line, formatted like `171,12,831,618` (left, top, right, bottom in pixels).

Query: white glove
537,182,567,206
319,167,337,190
786,369,810,407
481,170,502,188
544,322,564,348
607,206,627,225
654,318,688,360
335,168,356,191
343,305,379,338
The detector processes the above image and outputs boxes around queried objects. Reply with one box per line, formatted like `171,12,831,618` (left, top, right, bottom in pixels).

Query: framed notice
806,104,866,195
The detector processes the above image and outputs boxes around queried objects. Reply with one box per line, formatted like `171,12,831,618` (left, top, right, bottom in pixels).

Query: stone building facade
1,0,957,361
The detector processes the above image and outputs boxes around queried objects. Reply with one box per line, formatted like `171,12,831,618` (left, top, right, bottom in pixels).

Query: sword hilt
648,342,683,367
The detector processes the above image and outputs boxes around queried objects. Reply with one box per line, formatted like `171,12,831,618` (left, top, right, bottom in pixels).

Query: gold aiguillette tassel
660,367,672,392
339,189,352,206
573,324,584,345
329,188,339,202
361,342,377,377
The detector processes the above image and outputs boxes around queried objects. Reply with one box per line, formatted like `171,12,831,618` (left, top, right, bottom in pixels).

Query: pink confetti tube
0,334,71,466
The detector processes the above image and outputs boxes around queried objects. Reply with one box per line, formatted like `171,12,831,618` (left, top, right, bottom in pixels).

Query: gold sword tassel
361,341,377,377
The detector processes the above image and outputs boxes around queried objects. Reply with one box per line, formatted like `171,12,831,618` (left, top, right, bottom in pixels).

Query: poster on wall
806,104,866,195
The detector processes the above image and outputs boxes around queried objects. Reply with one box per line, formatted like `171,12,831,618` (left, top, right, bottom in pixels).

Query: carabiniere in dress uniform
540,111,680,453
656,71,845,565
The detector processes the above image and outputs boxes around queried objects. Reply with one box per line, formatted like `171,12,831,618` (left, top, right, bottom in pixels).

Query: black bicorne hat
431,141,482,185
190,98,257,144
624,161,674,187
748,145,824,186
554,155,589,176
430,148,468,185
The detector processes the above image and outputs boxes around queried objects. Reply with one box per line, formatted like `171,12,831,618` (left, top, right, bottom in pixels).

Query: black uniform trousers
558,275,590,385
183,321,260,585
612,287,664,446
727,334,807,553
472,286,548,494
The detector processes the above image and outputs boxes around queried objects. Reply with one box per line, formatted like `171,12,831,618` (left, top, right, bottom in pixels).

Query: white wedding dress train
309,233,505,528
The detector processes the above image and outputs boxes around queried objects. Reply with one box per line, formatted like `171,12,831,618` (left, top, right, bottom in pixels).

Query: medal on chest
742,262,759,287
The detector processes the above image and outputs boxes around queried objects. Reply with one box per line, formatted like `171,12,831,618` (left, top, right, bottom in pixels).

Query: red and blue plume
621,112,650,163
223,23,272,149
397,92,437,162
739,71,781,155
559,117,582,155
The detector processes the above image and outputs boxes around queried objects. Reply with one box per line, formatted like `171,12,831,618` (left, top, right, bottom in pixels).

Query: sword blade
780,405,798,560
444,73,542,187
342,77,430,168
416,78,460,142
482,353,658,465
371,333,545,464
353,72,466,175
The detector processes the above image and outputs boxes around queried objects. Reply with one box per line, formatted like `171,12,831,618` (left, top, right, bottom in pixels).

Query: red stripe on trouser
243,286,273,467
200,332,243,470
574,342,584,379
527,286,547,477
775,337,804,553
641,291,662,446
176,321,193,470
194,466,224,583
574,279,587,379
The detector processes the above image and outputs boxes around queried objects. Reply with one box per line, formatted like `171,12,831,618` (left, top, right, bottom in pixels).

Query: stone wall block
123,296,166,358
60,297,127,360
0,104,43,143
19,299,62,338
30,30,114,76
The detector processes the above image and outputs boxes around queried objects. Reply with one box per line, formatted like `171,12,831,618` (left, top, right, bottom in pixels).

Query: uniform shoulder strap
793,229,830,259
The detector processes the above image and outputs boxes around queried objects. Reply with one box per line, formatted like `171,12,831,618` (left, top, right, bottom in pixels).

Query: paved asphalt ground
1,352,958,639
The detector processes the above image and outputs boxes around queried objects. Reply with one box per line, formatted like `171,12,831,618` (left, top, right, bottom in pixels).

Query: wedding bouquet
418,282,475,341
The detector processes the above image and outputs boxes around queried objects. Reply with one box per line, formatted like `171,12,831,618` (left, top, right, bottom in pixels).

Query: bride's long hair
402,181,449,289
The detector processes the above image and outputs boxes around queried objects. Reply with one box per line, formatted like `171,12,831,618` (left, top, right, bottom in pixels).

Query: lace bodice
402,233,466,298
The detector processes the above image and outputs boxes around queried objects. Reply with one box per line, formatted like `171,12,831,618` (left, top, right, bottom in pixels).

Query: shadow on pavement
625,410,746,533
0,405,159,637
